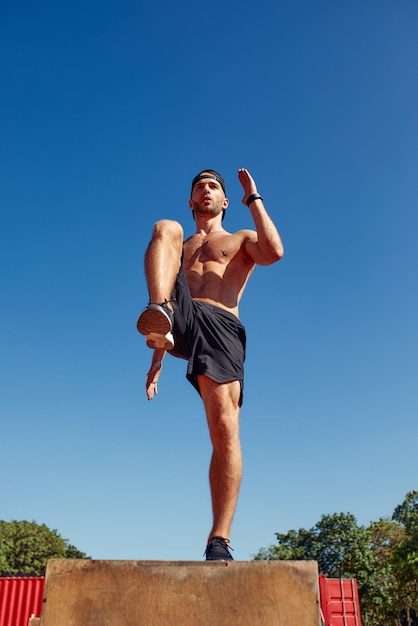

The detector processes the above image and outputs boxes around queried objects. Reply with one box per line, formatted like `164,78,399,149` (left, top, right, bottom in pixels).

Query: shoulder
183,234,195,245
222,229,257,251
224,229,258,255
233,229,258,249
226,229,258,264
208,228,256,243
235,228,257,240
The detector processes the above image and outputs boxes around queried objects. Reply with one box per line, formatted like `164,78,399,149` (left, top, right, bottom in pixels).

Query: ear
188,199,194,209
222,197,229,209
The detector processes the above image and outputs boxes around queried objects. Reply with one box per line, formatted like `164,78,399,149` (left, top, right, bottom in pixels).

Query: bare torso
183,228,256,317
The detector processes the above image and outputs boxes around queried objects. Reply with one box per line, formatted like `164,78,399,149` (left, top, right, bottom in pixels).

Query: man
137,168,284,560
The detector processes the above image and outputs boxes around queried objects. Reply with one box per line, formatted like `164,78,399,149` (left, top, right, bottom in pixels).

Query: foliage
367,518,406,625
392,491,418,625
253,491,418,626
0,520,89,575
255,512,372,577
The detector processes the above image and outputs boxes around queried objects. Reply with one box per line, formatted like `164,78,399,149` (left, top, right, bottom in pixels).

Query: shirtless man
137,168,284,560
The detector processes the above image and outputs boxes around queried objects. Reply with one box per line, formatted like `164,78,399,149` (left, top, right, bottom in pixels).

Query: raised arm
146,348,166,400
238,168,284,266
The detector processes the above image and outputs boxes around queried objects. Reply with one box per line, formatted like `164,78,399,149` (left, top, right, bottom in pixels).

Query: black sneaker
137,303,174,350
204,536,234,561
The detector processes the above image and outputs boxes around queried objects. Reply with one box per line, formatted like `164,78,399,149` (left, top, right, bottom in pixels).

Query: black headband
191,173,226,196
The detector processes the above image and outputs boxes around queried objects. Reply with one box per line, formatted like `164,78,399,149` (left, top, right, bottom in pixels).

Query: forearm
238,168,284,263
150,348,167,367
248,196,284,262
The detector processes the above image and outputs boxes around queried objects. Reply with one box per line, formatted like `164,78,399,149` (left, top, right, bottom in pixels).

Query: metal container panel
0,577,44,626
319,575,362,626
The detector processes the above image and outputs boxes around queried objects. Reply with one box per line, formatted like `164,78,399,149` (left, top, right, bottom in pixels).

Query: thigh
170,262,196,358
171,262,195,325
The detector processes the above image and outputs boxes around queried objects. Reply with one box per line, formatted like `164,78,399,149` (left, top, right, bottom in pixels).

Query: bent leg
138,220,183,349
197,375,242,542
145,219,183,305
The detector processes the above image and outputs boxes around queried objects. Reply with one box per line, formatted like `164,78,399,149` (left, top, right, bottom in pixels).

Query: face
189,173,229,218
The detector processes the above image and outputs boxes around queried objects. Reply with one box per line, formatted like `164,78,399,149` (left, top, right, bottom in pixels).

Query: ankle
149,298,174,313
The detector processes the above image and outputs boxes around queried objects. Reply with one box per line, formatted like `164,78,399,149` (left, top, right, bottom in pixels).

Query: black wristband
246,193,263,207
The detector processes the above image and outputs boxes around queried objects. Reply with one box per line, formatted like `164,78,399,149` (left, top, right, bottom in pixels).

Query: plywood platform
40,559,321,626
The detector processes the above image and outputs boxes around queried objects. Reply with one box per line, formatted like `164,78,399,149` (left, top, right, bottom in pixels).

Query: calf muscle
198,376,242,541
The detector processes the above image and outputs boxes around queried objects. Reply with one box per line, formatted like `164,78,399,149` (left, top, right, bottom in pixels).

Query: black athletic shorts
169,263,246,406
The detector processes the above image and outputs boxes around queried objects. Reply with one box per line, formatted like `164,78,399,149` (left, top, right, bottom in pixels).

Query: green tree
0,520,89,575
392,491,418,626
253,497,418,626
254,512,374,580
253,512,382,621
367,518,406,625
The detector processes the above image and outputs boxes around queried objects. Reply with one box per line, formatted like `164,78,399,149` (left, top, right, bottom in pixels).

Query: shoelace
149,299,175,308
204,537,234,557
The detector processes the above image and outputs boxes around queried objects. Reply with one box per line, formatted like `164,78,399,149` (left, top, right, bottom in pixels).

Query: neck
194,214,224,235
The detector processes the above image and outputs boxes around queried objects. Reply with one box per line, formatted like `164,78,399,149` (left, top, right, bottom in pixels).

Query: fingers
146,361,162,400
238,168,250,185
146,382,158,400
146,373,159,399
238,168,256,190
238,167,253,178
238,168,257,205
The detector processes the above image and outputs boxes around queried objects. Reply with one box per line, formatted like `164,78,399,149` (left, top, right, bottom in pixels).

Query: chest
184,235,240,266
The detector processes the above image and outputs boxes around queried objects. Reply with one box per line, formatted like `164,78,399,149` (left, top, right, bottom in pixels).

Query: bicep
243,234,271,266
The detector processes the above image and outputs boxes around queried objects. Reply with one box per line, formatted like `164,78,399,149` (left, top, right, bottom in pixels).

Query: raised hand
238,168,258,206
146,358,163,400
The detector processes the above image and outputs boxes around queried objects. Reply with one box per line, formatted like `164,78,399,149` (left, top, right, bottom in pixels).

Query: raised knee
152,219,183,243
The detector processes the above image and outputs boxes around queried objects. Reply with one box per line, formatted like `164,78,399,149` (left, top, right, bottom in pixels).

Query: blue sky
1,0,417,562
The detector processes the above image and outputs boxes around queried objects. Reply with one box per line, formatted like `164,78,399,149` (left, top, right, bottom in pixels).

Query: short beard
191,200,223,218
191,201,226,222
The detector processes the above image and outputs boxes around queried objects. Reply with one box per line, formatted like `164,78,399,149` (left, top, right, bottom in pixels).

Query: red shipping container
0,577,44,626
319,575,362,626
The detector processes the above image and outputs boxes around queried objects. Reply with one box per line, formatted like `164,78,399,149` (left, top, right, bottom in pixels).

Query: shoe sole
137,308,172,335
146,332,174,351
137,307,174,350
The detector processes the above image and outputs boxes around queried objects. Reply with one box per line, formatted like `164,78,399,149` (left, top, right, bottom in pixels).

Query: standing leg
198,375,242,559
